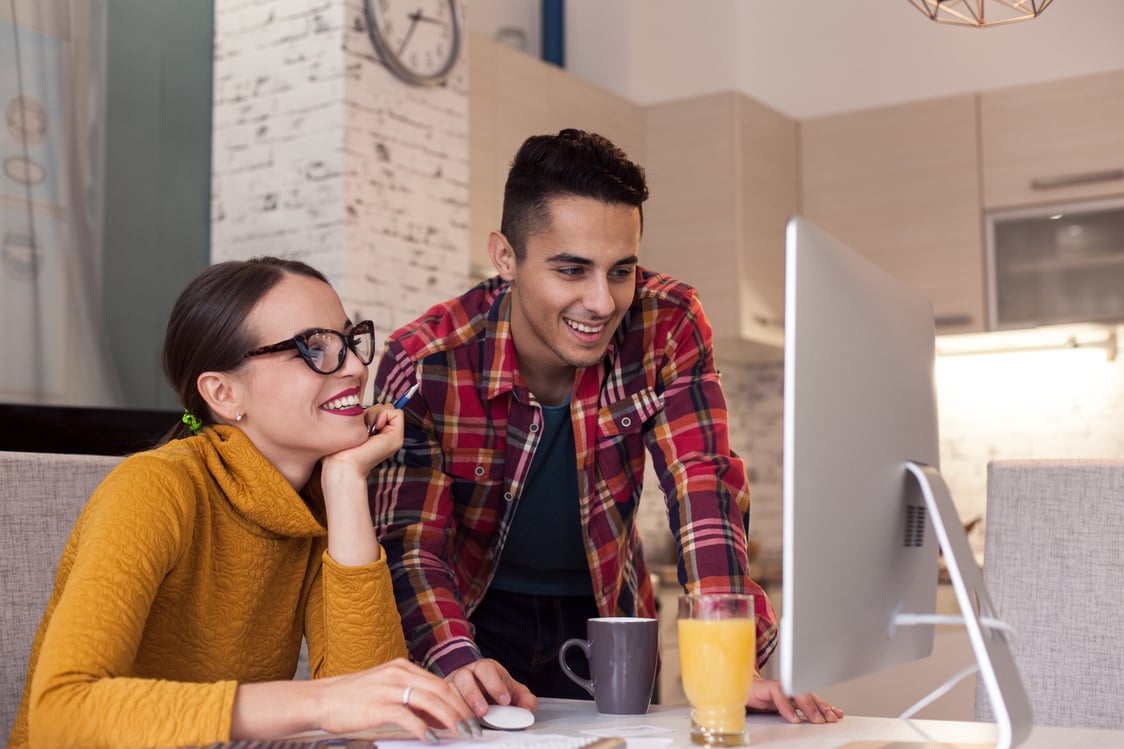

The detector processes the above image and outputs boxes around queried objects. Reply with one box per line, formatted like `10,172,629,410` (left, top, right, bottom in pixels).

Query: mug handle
558,637,595,697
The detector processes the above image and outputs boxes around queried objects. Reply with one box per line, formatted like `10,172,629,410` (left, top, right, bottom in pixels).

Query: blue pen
370,383,420,434
394,382,420,409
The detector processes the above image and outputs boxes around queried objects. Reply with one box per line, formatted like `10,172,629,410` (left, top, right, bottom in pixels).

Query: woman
9,257,478,749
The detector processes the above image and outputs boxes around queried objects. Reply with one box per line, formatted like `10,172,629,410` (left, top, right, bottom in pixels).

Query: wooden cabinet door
802,95,986,333
981,70,1124,210
738,94,797,347
644,94,742,339
644,92,795,363
546,66,645,168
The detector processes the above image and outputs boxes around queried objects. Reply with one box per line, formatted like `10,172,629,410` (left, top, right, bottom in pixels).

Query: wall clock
363,0,462,86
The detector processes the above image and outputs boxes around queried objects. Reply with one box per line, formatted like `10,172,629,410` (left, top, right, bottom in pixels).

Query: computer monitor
779,215,940,693
778,217,1032,749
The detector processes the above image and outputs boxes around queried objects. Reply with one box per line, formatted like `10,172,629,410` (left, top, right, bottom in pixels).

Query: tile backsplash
637,339,1124,577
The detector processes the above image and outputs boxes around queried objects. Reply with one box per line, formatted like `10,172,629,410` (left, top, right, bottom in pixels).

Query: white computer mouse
479,704,536,730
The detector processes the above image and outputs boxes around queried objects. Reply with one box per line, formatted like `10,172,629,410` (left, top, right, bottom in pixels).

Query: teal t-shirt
489,399,592,596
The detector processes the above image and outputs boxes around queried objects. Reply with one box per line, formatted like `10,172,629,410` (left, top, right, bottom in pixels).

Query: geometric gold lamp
908,0,1055,27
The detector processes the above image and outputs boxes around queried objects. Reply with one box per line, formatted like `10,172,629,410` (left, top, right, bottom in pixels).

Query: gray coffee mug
559,616,659,714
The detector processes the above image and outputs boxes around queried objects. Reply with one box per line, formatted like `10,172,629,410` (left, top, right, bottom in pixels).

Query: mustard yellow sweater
8,427,406,749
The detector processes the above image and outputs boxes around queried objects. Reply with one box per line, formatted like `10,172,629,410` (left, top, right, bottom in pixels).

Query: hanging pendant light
908,0,1055,27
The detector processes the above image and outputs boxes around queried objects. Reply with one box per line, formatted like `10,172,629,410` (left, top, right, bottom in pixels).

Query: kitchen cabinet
986,196,1124,328
468,34,644,281
980,69,1124,211
801,95,985,333
642,92,797,363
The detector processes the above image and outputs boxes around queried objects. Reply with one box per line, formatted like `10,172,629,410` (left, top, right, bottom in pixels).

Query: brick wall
211,0,469,385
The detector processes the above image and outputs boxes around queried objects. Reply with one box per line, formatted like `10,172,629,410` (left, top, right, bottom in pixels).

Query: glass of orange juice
677,593,756,746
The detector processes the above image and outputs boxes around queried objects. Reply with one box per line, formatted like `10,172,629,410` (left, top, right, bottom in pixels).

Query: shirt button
529,422,540,433
621,416,632,428
474,465,485,477
504,492,514,502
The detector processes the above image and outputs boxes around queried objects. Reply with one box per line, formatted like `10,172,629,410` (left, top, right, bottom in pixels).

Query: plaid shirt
369,268,778,677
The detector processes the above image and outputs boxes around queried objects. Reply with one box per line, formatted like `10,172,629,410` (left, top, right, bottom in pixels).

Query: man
369,129,839,723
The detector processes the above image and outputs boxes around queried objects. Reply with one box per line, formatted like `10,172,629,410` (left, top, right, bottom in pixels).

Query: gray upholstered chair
1,450,121,741
976,459,1124,729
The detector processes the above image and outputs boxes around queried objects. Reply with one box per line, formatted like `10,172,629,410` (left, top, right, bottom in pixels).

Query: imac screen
779,216,941,695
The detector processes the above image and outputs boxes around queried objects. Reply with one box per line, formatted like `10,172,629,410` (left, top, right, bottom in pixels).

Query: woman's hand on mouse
313,658,482,741
230,658,482,743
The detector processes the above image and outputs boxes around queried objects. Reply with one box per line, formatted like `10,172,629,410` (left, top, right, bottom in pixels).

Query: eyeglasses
243,320,376,375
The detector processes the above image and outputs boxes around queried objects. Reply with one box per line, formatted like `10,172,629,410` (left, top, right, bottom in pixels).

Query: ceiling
468,0,1124,120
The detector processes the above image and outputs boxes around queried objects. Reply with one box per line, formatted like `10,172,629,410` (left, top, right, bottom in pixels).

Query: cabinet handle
934,314,973,329
751,314,785,329
1030,168,1124,190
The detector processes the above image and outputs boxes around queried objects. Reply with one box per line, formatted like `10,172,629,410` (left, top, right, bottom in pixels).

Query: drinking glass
677,593,756,746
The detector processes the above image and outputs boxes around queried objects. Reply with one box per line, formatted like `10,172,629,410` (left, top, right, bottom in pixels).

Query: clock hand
395,11,420,56
408,8,444,25
398,9,446,56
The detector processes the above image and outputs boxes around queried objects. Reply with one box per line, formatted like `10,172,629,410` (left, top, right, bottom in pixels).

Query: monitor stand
840,463,1033,749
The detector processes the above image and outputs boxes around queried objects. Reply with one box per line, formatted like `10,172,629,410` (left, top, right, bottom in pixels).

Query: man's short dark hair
500,128,649,260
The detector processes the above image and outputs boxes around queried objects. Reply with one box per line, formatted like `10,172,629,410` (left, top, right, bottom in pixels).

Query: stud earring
235,412,243,422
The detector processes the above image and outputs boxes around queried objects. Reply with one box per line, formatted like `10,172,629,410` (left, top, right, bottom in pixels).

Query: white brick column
211,0,469,351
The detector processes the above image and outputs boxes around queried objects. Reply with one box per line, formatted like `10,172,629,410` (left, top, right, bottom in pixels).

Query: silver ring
402,685,413,706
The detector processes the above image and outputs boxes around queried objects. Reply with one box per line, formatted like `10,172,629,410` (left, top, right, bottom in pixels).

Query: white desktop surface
516,699,1124,749
290,698,1124,748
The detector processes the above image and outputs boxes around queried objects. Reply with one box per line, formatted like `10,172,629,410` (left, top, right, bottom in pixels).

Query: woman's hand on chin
322,404,404,478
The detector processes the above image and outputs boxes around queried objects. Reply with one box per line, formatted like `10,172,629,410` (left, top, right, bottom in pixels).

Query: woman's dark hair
500,128,649,260
160,256,329,442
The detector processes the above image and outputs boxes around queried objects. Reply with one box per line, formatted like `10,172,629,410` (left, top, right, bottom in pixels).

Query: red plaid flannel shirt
368,268,777,676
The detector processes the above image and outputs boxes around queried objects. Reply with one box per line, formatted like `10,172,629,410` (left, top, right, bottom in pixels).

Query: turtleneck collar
174,426,326,539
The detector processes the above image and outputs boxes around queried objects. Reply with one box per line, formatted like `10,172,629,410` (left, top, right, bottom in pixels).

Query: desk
291,699,1124,748
511,699,1124,749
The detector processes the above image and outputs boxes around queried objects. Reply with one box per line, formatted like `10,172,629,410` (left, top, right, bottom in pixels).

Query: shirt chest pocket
444,448,506,505
446,447,505,483
595,388,664,487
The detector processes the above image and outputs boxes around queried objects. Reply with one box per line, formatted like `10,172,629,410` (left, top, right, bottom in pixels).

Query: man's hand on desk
747,678,844,724
446,658,539,717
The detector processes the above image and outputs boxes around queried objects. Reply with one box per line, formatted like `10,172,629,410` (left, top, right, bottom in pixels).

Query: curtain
0,0,122,407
